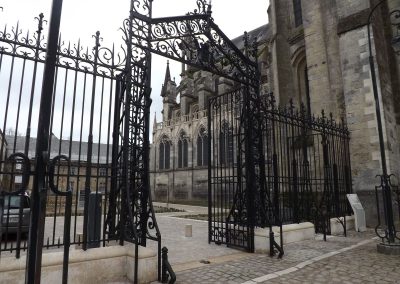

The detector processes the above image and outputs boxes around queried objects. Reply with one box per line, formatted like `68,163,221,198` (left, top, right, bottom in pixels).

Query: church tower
161,61,177,121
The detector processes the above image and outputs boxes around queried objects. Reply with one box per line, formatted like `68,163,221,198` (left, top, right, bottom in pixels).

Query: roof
5,134,112,164
231,24,271,50
160,61,172,97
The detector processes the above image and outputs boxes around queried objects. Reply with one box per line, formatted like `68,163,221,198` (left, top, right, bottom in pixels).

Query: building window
197,127,208,166
70,166,77,176
99,167,107,177
159,136,171,170
178,132,189,168
294,54,311,115
304,65,311,115
98,182,106,194
220,122,234,166
293,0,303,27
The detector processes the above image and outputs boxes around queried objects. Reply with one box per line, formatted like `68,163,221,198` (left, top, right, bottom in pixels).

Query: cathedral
150,0,400,224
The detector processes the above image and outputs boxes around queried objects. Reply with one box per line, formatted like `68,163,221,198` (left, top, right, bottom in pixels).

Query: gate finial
207,0,212,14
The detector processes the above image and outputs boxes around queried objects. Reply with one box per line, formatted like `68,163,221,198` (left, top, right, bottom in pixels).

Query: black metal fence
0,13,122,256
0,9,161,282
208,88,353,251
258,94,352,234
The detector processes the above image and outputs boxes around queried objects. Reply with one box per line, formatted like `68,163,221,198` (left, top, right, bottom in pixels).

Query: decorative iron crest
189,0,213,16
131,0,152,18
257,93,349,136
0,14,127,79
146,16,258,87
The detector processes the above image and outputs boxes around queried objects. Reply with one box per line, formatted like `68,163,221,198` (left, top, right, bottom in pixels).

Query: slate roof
5,134,112,164
231,24,271,50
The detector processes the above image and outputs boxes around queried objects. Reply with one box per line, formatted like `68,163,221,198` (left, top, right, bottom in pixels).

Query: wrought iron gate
0,0,353,282
0,0,260,282
208,87,255,251
126,0,263,255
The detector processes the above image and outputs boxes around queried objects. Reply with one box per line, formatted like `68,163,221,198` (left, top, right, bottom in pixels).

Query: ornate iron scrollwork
48,155,71,196
2,153,31,195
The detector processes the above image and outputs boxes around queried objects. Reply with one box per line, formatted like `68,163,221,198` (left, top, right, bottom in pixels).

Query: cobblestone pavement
147,204,399,284
262,241,400,284
166,230,400,284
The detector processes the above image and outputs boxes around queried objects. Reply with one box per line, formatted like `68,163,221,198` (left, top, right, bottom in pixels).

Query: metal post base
377,242,400,255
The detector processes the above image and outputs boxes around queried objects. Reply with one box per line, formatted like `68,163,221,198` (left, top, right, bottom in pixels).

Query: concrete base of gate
254,222,315,253
0,244,157,284
330,215,355,235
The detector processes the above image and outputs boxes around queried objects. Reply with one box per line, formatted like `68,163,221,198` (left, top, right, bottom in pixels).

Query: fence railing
0,13,161,278
258,94,352,233
209,88,353,250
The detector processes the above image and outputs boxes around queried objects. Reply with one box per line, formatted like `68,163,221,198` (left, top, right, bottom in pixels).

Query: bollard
162,246,176,284
185,224,192,237
87,192,102,248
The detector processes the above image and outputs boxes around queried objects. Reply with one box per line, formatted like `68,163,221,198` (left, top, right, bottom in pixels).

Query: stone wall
303,0,345,118
339,25,380,191
0,245,157,284
150,168,208,203
269,0,296,105
338,0,400,195
337,0,400,225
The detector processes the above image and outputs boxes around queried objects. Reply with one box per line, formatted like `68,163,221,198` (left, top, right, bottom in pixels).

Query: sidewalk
150,203,243,266
150,204,399,284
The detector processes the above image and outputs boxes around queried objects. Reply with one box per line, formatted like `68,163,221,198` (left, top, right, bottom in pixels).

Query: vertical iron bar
14,56,28,259
207,100,212,244
67,44,80,244
109,74,123,239
24,13,44,157
103,51,115,246
82,32,100,251
26,0,63,283
74,70,88,243
53,66,69,245
93,76,105,246
62,191,72,284
0,23,18,168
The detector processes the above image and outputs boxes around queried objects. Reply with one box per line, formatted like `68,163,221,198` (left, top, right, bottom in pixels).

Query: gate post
243,34,258,253
26,0,64,283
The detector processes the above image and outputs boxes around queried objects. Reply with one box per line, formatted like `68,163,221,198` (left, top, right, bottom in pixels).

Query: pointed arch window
159,136,171,170
293,0,303,27
294,54,311,116
197,127,208,166
178,131,189,168
220,122,234,166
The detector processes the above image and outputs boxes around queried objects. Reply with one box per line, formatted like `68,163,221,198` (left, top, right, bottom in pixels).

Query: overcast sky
0,0,269,141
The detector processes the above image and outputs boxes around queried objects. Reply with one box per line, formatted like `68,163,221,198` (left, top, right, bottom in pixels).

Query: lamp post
367,0,400,250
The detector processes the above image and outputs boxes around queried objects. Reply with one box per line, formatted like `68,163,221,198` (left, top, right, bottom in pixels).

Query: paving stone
149,205,400,284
